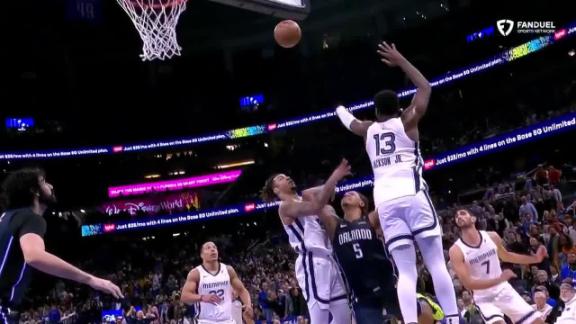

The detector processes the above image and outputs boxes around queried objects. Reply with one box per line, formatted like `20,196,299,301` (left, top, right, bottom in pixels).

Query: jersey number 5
353,243,363,259
374,132,396,156
481,260,490,274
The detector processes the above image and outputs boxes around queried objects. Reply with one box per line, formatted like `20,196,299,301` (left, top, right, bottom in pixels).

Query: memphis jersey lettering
365,118,426,205
195,263,233,322
201,281,230,290
468,249,497,265
454,231,503,298
338,228,373,245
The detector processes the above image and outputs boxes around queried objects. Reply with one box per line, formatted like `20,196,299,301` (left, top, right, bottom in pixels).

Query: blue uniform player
303,189,442,324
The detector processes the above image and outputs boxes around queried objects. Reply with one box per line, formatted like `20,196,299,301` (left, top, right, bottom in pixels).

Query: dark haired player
304,188,443,324
334,42,459,324
261,160,353,324
450,208,546,324
0,168,123,323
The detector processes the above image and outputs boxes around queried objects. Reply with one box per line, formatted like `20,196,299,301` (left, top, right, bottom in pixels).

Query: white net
116,0,188,61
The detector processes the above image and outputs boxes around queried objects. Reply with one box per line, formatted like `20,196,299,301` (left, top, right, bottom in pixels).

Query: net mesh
116,0,187,61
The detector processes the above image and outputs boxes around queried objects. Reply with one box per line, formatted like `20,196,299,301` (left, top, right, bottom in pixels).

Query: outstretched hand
377,42,406,67
87,276,124,299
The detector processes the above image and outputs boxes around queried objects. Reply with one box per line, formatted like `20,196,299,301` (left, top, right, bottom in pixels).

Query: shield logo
497,19,514,36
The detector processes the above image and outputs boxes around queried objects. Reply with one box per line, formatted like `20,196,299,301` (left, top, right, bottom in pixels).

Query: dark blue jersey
332,217,396,304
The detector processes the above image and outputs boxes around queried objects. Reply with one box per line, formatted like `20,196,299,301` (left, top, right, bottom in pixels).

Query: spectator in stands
556,233,574,268
533,270,560,301
47,303,61,324
519,195,539,224
258,282,273,322
459,290,482,323
560,251,576,281
556,278,576,323
289,287,308,319
564,213,576,243
530,237,551,272
531,290,553,321
548,165,562,186
535,165,549,186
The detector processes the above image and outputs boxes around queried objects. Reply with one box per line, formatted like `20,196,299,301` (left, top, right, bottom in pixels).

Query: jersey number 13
373,132,396,155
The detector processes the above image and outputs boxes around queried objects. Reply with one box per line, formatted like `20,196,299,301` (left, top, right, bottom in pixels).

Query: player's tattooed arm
318,205,340,239
281,159,351,220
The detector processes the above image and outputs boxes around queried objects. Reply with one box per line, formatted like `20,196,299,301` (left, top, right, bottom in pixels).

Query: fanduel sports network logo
497,19,514,36
497,19,556,36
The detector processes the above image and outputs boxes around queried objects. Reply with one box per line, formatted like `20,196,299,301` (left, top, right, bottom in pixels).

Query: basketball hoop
116,0,187,61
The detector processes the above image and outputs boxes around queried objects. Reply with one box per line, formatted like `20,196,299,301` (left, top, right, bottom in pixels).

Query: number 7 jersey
454,231,503,298
365,118,426,206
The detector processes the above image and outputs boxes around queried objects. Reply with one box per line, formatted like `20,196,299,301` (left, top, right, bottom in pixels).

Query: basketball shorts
295,252,348,311
377,190,441,252
474,283,541,324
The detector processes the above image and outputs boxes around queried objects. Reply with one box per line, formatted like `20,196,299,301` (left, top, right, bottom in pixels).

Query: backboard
208,0,310,20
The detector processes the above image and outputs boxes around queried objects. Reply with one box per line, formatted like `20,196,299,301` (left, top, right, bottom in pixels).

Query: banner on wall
100,191,200,216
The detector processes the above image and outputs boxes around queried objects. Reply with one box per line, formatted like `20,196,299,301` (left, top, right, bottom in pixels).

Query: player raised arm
449,245,517,291
488,231,547,264
335,105,373,138
377,42,431,132
279,159,352,220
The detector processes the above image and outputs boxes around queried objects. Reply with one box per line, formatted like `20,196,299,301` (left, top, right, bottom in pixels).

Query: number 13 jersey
454,231,504,298
196,263,233,323
365,118,426,206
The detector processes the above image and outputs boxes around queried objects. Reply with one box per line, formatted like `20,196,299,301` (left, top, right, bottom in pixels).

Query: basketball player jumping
334,42,459,324
450,208,547,324
304,188,443,324
261,159,353,324
180,241,254,324
0,168,123,324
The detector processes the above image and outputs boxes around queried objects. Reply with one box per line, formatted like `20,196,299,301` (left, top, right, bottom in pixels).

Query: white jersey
282,202,332,256
454,231,504,298
365,118,426,205
196,263,233,322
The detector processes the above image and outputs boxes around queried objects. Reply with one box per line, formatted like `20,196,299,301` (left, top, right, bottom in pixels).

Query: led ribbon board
108,170,242,198
81,111,576,237
2,21,575,161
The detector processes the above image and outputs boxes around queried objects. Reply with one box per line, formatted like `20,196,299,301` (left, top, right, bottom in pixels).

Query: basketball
274,20,302,48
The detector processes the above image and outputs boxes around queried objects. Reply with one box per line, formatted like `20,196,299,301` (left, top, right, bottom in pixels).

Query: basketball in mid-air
274,20,302,48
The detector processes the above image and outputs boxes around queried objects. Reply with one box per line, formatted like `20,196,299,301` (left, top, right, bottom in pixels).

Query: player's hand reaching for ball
332,159,352,181
87,276,124,299
535,245,548,262
499,269,517,282
201,294,222,305
377,42,406,67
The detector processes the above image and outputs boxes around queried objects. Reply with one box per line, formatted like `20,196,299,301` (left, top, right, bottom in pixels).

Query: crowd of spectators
10,76,576,324
13,156,574,324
